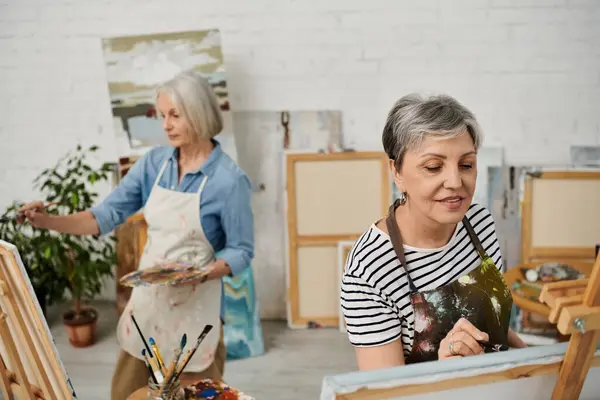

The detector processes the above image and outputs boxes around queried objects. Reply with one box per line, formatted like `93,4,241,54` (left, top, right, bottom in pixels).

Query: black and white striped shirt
341,203,503,357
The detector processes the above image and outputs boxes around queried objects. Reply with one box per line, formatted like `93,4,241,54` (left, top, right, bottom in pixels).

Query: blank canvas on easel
285,152,391,328
0,240,77,399
520,170,600,275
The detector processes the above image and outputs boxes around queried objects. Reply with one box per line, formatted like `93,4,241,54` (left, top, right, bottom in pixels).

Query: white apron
116,159,222,372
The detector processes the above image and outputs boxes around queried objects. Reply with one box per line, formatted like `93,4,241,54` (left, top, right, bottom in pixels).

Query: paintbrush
149,337,167,374
160,333,187,392
131,314,164,383
171,325,213,383
131,314,153,355
142,349,158,384
0,202,58,223
477,340,509,353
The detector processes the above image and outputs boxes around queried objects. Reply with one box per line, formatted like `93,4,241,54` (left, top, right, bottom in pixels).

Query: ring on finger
449,341,457,356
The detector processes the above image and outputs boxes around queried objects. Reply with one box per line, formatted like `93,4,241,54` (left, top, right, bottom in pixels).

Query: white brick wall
1,0,599,310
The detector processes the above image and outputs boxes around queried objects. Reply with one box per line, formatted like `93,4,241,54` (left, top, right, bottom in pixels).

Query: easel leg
0,356,12,400
551,330,600,400
0,313,36,399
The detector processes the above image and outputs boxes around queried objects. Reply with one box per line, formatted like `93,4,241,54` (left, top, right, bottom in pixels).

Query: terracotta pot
62,307,99,348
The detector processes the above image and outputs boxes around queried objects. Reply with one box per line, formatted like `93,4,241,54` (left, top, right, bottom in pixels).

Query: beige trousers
110,325,226,400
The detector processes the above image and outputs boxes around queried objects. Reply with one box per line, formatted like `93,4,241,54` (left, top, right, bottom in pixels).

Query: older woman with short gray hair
341,94,526,370
18,70,254,398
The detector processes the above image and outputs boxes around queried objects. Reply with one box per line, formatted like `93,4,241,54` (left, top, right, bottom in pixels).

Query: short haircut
382,94,483,169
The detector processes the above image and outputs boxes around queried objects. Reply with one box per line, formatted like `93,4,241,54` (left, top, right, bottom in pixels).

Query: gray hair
382,94,482,169
156,70,223,140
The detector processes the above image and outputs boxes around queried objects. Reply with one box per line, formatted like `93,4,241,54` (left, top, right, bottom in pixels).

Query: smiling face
156,93,195,148
392,130,477,225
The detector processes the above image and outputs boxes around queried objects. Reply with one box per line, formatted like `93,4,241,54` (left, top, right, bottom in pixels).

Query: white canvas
321,343,600,400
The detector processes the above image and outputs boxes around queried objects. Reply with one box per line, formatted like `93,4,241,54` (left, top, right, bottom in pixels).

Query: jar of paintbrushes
129,314,215,400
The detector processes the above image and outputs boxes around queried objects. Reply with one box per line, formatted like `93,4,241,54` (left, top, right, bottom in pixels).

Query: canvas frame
320,343,600,399
0,240,76,399
520,170,600,276
284,151,391,328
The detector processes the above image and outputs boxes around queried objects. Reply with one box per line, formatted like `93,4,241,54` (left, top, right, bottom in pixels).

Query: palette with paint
120,262,210,287
184,379,255,400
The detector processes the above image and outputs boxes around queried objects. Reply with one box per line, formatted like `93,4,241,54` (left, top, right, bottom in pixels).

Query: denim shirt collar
167,139,223,177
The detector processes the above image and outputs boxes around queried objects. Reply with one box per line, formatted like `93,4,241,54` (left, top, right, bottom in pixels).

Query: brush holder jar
147,378,185,400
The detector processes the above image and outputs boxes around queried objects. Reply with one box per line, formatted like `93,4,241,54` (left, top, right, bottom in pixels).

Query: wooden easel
0,280,46,399
539,252,600,400
0,241,76,399
520,171,600,334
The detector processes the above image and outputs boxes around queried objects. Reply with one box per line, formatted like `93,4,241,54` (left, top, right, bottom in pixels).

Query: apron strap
152,159,170,189
197,175,209,195
386,199,418,293
462,217,487,260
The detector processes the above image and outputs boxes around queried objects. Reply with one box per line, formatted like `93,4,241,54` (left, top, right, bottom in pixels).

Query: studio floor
46,301,357,400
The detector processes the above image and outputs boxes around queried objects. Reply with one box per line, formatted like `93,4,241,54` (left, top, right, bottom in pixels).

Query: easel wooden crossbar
0,240,77,399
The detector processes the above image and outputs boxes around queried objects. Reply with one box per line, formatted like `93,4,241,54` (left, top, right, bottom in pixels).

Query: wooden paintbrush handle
160,349,182,391
173,348,195,379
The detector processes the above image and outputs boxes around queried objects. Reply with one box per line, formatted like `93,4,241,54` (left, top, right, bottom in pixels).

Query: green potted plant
31,144,117,347
0,204,68,317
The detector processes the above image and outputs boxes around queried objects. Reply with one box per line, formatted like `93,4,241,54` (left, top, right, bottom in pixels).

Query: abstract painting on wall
232,110,343,319
101,29,237,161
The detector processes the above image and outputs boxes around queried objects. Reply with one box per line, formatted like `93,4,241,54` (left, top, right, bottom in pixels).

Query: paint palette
184,379,255,399
119,262,210,287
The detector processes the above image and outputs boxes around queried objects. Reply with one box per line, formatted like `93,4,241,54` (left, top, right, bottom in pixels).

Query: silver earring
398,191,407,205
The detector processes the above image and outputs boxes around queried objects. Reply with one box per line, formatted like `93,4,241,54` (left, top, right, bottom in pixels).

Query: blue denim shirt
90,140,254,318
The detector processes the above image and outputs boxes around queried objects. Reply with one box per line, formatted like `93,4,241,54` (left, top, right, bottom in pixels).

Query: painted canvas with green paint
101,29,237,160
223,265,265,361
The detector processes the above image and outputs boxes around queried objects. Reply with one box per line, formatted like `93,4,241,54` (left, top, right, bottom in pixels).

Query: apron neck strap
197,175,209,195
153,159,170,188
386,199,418,293
386,202,489,292
461,217,487,260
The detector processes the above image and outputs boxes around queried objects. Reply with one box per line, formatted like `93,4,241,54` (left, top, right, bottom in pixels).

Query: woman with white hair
17,70,254,398
341,94,526,370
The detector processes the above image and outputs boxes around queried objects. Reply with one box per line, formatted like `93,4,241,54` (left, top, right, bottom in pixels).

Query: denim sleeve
89,156,146,236
218,174,255,276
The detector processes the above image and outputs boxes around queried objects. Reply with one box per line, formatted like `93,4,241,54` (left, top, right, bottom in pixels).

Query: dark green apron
385,199,513,363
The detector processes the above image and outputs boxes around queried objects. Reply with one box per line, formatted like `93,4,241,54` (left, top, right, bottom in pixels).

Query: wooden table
504,264,587,342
